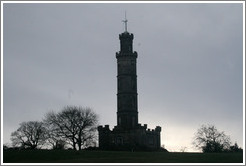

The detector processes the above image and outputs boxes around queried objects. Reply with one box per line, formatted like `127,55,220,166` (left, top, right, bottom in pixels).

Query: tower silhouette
98,17,161,151
116,31,138,129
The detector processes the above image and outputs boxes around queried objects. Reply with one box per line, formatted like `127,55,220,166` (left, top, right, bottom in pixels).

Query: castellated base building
98,26,161,151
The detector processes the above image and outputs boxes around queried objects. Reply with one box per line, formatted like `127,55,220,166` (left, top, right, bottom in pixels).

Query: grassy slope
3,150,243,163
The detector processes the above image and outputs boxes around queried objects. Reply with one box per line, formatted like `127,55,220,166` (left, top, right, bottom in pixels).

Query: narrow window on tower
119,117,121,125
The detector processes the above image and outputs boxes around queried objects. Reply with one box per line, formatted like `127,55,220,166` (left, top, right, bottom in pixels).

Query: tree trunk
78,138,82,150
73,141,76,150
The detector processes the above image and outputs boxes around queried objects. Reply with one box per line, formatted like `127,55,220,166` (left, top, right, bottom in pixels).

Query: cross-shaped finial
122,11,128,32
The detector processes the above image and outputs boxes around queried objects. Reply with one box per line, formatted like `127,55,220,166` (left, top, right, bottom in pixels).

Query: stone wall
98,124,161,151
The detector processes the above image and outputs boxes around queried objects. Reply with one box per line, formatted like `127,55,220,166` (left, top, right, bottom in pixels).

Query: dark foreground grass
3,149,243,163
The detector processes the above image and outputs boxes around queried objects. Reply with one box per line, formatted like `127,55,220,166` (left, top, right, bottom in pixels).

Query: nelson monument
98,17,162,151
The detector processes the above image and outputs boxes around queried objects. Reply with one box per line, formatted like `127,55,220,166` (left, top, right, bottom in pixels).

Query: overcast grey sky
2,2,244,152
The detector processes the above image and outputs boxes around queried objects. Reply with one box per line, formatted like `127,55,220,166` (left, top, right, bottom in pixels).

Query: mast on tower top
122,11,128,32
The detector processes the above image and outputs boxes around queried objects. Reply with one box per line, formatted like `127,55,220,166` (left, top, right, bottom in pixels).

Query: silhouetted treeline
193,124,243,153
9,106,98,150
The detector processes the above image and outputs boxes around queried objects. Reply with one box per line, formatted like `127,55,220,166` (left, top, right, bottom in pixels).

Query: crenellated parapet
155,126,161,132
140,124,161,135
119,32,134,40
98,125,111,132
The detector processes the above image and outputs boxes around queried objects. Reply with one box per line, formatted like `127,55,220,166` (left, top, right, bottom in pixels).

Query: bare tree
43,122,67,150
44,106,98,150
193,124,231,153
11,121,46,149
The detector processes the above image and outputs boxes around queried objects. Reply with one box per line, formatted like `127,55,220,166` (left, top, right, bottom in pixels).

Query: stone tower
116,30,138,129
98,18,162,151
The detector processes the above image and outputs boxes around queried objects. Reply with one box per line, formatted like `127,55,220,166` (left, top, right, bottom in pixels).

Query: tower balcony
116,51,138,58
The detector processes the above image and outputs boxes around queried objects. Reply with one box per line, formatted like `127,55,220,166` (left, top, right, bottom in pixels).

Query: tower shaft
116,32,138,129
